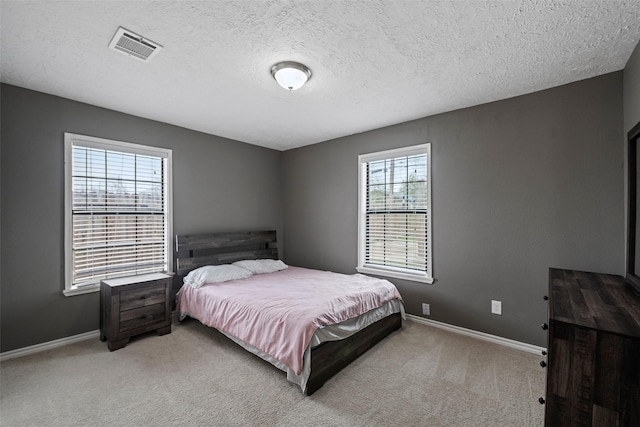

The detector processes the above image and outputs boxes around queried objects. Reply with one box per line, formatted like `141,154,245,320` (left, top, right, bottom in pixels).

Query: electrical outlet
491,300,502,315
422,303,430,316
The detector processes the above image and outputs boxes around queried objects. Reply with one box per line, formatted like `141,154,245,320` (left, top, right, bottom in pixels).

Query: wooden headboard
173,230,278,292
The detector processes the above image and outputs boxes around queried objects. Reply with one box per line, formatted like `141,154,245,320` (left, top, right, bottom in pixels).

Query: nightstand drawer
119,303,166,332
120,285,166,311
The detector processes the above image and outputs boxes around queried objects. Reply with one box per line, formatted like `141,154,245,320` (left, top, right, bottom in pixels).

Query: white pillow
232,259,288,274
183,264,253,288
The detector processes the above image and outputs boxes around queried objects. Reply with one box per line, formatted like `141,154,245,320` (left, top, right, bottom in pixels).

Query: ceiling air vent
108,27,162,62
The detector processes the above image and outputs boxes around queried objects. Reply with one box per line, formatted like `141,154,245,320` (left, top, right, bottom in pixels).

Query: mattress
177,266,405,391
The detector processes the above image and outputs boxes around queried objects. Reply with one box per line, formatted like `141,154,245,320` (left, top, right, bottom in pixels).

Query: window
64,133,173,296
357,144,433,283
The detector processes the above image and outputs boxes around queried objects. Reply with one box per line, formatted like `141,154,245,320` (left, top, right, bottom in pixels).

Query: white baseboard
0,317,545,362
0,330,100,362
406,314,546,355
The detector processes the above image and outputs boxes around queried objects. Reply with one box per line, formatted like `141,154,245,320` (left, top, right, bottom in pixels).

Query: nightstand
100,273,172,351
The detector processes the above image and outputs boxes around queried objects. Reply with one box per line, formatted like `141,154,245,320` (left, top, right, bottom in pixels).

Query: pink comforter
177,266,403,375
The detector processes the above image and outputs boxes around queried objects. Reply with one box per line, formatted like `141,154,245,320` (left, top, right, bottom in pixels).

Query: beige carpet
1,318,545,426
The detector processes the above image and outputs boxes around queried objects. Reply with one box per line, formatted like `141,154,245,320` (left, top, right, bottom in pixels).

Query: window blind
364,153,428,273
71,145,167,286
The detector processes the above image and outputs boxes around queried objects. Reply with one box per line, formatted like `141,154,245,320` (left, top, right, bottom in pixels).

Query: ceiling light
271,61,311,91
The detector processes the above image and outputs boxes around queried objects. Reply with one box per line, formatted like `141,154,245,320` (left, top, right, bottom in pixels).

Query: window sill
63,284,100,297
356,266,434,284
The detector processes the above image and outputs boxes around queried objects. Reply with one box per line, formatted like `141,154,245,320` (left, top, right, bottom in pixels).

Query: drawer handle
140,314,152,320
542,350,547,356
539,397,545,405
541,323,548,331
540,361,547,368
140,295,147,300
543,295,548,300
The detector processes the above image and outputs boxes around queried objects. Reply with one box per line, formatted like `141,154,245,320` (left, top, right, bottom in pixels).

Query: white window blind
64,134,172,295
357,144,433,283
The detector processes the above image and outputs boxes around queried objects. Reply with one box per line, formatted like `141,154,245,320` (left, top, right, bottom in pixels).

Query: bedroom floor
0,318,545,426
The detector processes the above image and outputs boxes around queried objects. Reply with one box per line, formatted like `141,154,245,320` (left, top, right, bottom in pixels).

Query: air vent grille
109,27,162,62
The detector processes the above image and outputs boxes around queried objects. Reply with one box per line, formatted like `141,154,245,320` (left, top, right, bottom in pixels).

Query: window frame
63,133,173,296
357,143,433,284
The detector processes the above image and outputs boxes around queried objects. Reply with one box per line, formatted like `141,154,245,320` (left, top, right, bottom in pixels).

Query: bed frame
174,230,402,395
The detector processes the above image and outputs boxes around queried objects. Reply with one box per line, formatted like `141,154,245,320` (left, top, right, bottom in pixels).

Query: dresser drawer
120,284,166,311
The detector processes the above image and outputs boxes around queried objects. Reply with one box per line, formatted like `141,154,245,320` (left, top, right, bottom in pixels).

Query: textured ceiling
2,1,640,151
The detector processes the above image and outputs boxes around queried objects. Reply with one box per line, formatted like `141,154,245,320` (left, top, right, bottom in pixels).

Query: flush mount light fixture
271,61,311,91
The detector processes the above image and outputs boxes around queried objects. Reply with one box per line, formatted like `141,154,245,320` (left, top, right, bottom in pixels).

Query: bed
174,230,404,395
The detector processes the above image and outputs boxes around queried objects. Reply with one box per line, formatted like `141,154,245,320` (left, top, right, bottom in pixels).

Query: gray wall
0,68,630,352
282,72,624,346
0,84,283,352
624,41,640,135
623,41,640,273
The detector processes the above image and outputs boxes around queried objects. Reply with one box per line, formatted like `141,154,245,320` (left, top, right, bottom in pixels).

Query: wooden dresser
542,268,640,426
100,273,172,351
